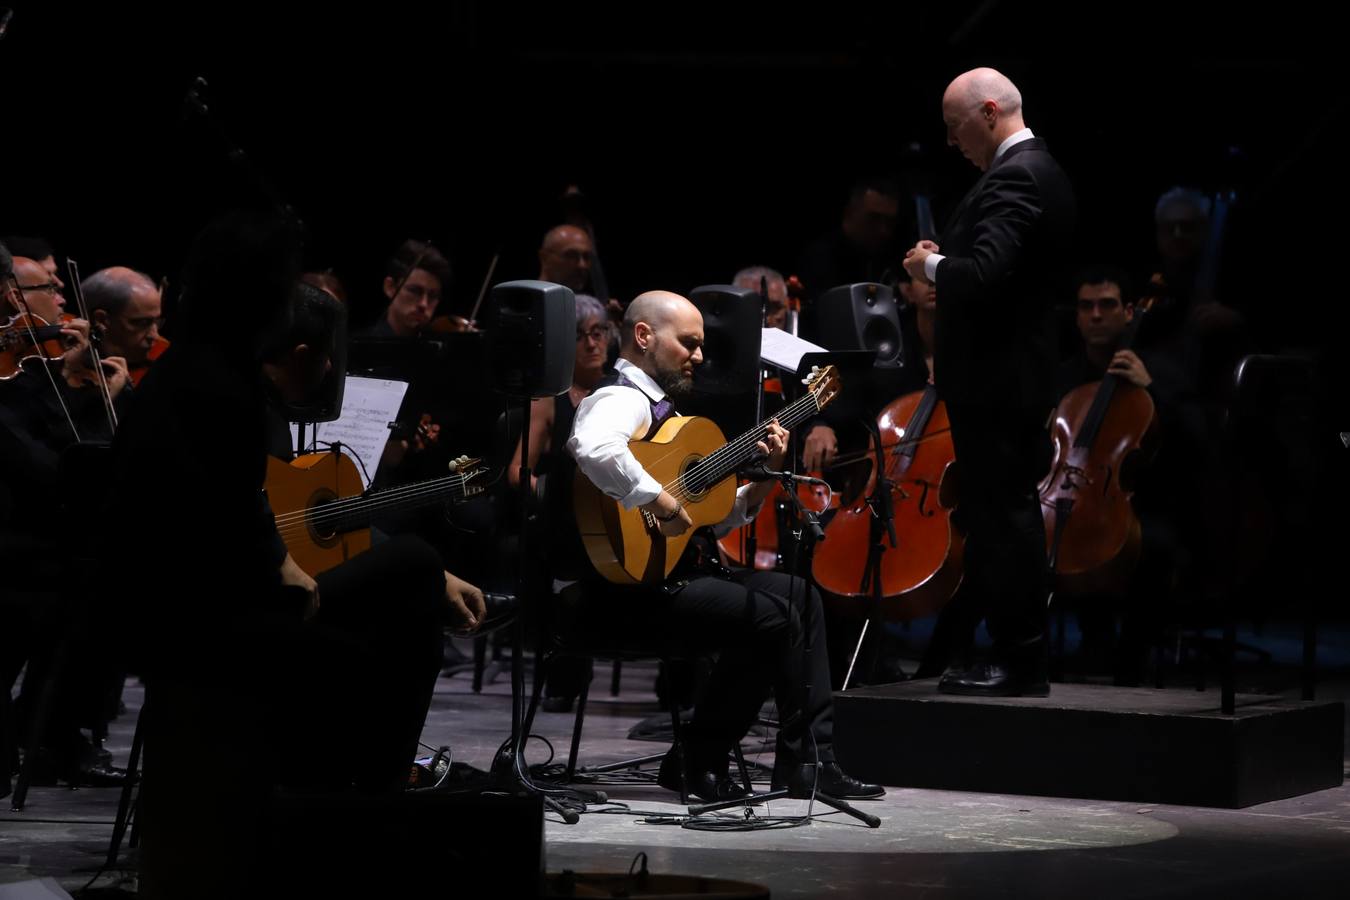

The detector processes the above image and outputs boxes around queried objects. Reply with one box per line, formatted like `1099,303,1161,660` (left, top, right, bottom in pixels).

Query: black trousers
146,534,447,793
568,568,834,768
944,401,1052,649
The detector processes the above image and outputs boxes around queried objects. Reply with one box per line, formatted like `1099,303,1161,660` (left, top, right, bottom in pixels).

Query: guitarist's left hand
745,420,790,507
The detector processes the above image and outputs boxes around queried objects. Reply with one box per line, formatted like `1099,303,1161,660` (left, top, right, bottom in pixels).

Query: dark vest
547,370,676,581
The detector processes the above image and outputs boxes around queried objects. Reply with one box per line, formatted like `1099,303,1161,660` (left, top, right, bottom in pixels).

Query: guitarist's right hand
645,490,693,537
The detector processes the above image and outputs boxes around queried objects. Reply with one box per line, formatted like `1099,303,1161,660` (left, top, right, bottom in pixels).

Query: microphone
739,464,829,487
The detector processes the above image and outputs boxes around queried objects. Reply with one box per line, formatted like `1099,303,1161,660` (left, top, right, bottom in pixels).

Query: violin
0,312,80,380
428,249,497,335
128,336,170,388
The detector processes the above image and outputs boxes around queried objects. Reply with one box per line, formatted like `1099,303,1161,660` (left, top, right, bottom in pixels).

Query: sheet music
290,376,409,489
760,327,827,374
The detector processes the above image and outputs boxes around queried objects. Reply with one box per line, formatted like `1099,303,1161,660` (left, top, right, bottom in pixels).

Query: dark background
2,4,1341,340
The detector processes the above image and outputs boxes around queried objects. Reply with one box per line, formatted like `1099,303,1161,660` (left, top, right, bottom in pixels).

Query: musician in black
558,290,882,802
903,68,1076,696
101,216,485,892
1057,267,1204,683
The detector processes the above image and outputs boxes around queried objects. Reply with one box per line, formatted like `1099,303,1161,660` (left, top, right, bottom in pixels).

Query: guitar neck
675,390,822,494
327,472,475,533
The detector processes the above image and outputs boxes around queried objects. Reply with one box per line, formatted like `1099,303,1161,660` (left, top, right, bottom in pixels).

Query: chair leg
731,742,753,793
610,660,622,697
106,702,148,868
472,635,487,694
564,669,593,782
667,680,688,806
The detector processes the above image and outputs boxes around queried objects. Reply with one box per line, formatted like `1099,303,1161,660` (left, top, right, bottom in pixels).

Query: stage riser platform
834,681,1344,808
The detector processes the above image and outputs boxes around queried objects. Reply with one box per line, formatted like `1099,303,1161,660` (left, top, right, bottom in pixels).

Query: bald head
539,225,594,291
621,290,704,399
622,291,693,346
942,67,1027,171
83,265,163,364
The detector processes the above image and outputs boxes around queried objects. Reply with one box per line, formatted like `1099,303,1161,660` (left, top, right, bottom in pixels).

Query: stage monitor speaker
485,279,576,398
816,282,903,368
690,283,764,395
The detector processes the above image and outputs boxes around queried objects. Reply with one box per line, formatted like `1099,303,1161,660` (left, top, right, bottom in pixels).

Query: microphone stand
740,277,771,569
690,458,879,828
842,417,898,690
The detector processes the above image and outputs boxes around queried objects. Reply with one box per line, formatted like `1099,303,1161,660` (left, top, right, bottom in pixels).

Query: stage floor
4,651,1350,898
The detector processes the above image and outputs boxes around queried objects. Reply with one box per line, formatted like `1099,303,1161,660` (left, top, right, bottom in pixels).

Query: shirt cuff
924,253,944,284
620,473,663,510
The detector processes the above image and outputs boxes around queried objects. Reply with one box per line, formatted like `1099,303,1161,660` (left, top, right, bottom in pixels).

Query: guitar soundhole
679,455,708,501
306,490,341,547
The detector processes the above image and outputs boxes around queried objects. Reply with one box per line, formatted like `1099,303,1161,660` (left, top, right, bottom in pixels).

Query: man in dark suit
902,68,1076,696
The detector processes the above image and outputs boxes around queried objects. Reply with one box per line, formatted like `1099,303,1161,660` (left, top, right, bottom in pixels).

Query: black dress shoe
775,762,885,799
24,753,131,788
657,748,748,803
938,660,1049,697
540,695,575,714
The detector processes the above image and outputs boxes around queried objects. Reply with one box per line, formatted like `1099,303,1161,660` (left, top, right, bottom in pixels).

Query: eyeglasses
19,282,62,296
1077,299,1124,313
576,326,607,343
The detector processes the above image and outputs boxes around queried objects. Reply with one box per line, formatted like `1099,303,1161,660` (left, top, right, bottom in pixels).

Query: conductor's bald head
942,67,1028,172
621,290,704,401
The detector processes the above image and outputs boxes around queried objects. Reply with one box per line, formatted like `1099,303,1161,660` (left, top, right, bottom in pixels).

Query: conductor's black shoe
937,660,1050,697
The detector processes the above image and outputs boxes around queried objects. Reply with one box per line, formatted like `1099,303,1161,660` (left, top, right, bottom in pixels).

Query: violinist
81,267,165,375
362,240,452,474
369,239,450,339
1,242,127,789
4,256,128,435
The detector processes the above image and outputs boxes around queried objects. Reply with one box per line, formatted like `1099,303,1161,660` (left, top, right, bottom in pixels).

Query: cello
1040,297,1160,596
810,384,963,621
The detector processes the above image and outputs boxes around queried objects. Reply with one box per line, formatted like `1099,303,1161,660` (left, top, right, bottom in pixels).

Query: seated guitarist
561,290,883,802
104,217,484,823
260,281,490,631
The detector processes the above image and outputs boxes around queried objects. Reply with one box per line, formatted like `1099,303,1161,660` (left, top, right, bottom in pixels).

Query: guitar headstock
447,454,482,474
448,455,488,501
802,365,841,412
